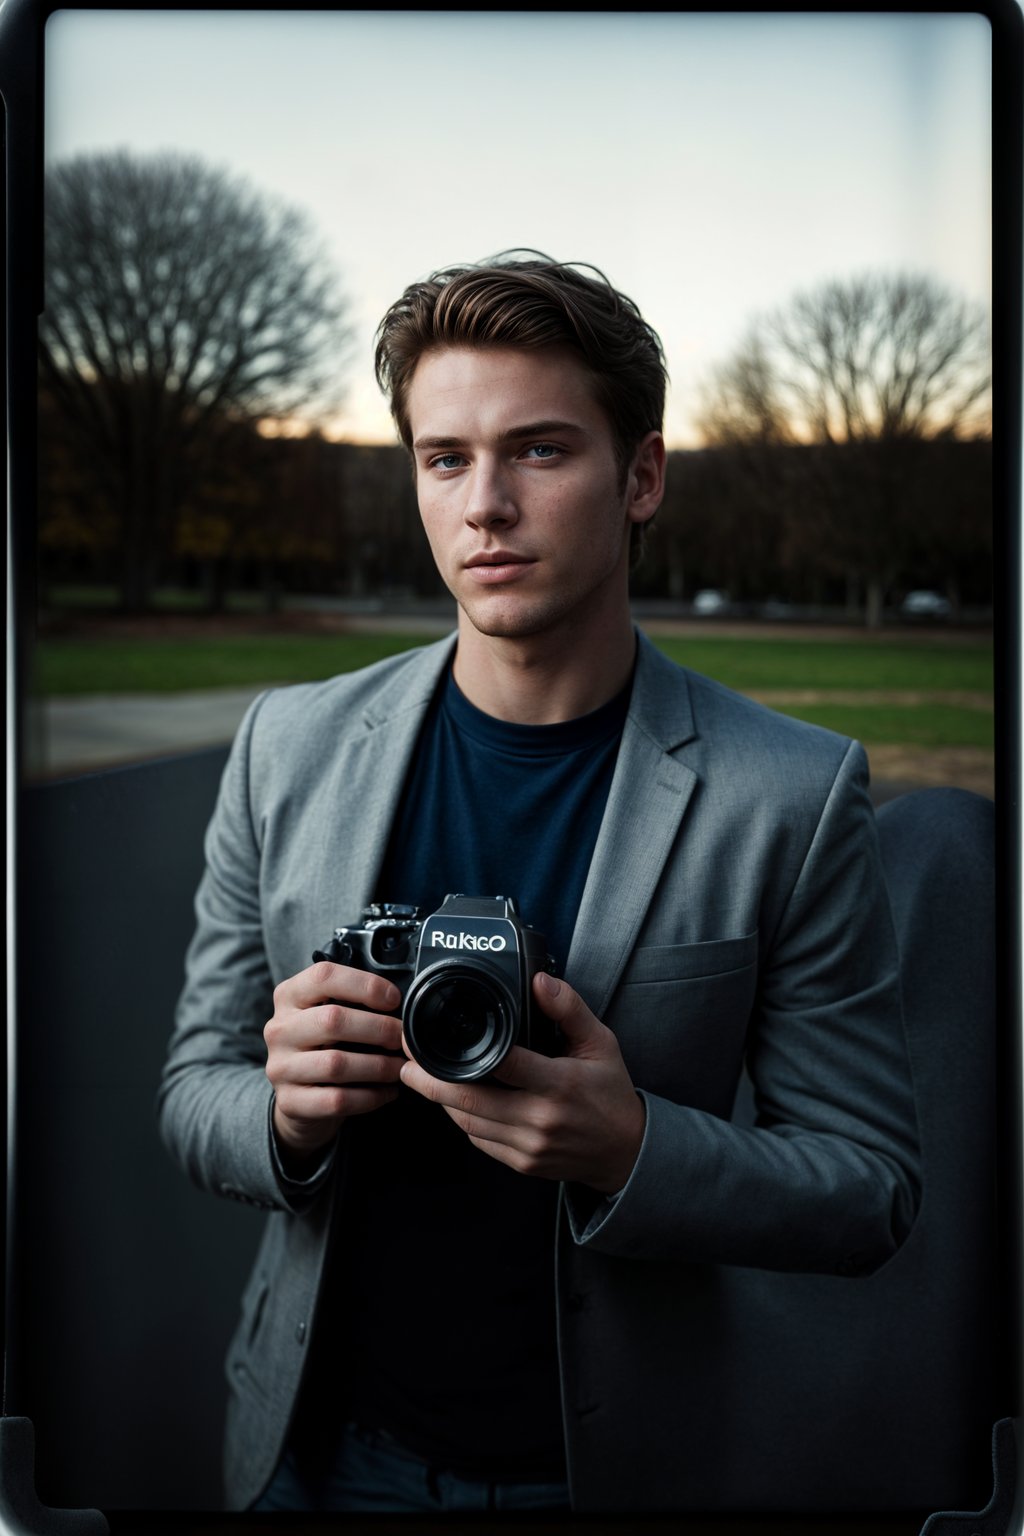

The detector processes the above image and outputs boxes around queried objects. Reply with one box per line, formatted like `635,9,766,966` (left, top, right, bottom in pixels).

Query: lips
463,551,537,586
464,550,532,568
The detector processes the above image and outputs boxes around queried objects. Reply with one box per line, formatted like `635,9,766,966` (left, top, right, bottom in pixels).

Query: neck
451,609,637,724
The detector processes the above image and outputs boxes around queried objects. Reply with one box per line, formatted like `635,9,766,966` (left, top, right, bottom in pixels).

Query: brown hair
374,250,667,557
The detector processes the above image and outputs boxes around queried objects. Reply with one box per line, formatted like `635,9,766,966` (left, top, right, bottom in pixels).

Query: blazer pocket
610,932,758,1112
226,1269,271,1387
620,930,758,986
243,1273,270,1348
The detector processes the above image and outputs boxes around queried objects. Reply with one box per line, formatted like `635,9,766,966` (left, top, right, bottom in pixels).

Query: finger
277,960,402,1015
284,1046,405,1088
487,1043,559,1091
334,1085,401,1117
400,1060,551,1149
465,1134,553,1180
267,1005,404,1054
531,973,606,1053
398,1058,479,1109
397,1059,517,1119
323,1006,405,1051
275,1082,399,1124
437,1102,539,1163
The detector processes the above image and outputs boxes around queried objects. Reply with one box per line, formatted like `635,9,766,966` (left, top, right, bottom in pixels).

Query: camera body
313,894,558,1083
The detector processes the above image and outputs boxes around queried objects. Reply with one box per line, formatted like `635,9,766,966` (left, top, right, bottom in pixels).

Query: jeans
250,1421,573,1513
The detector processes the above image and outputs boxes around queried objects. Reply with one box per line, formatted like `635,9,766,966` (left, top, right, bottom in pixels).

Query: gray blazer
159,630,920,1512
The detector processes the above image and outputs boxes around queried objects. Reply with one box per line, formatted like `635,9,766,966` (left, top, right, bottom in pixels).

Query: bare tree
695,273,991,625
695,332,795,448
698,274,989,448
769,274,990,443
39,150,352,610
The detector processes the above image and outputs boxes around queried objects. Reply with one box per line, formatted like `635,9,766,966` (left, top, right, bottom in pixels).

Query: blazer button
295,1321,307,1344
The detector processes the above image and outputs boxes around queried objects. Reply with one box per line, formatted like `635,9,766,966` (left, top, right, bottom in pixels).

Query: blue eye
525,443,559,460
432,453,464,470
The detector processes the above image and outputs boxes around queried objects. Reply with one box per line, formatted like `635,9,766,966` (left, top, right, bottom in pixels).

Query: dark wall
17,748,262,1511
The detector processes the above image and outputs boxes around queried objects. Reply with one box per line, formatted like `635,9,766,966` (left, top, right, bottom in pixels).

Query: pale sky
44,8,992,447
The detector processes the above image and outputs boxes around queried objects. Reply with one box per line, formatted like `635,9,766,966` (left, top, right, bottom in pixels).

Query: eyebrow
412,420,588,451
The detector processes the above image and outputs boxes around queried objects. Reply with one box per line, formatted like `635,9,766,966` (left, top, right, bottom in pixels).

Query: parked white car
900,590,952,619
692,589,730,616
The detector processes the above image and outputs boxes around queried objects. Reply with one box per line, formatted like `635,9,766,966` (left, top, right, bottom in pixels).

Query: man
159,252,920,1514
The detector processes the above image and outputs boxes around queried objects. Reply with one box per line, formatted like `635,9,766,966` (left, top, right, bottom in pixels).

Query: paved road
26,687,268,779
27,686,920,805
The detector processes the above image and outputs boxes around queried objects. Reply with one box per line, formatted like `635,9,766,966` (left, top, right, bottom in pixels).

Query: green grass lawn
650,635,993,693
32,633,442,695
770,702,993,749
33,628,994,752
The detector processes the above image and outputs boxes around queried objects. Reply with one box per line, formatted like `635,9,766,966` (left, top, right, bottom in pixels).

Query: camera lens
415,976,495,1054
404,966,516,1081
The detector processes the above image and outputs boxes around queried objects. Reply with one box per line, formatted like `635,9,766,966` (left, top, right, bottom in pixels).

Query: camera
312,894,558,1083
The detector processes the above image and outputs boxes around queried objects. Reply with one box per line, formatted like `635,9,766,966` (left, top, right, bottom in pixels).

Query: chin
457,593,561,640
460,610,544,641
451,561,626,642
461,589,613,644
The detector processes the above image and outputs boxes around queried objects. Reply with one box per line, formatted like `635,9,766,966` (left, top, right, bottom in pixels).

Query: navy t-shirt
299,661,630,1481
386,663,631,974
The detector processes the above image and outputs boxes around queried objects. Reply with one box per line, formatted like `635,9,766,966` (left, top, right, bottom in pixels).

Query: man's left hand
399,971,646,1194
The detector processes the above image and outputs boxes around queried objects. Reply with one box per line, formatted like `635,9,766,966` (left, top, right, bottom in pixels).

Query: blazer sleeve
157,692,331,1215
564,740,921,1276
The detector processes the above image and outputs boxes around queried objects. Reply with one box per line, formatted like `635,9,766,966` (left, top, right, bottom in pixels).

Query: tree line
37,150,992,625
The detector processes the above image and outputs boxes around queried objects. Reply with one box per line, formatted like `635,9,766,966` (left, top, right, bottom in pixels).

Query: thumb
533,971,604,1052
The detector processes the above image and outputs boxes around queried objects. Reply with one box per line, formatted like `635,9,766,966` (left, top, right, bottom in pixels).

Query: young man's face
405,345,661,645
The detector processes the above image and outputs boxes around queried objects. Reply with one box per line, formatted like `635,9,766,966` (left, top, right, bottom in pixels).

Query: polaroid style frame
1,4,1021,1534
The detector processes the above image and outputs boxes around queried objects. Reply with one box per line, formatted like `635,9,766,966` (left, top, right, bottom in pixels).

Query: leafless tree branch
39,149,353,608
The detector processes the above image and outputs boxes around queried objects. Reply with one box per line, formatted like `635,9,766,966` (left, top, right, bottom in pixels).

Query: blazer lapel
311,635,456,919
565,633,698,1018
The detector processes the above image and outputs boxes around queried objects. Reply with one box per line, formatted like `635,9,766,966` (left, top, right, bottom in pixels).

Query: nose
463,458,519,531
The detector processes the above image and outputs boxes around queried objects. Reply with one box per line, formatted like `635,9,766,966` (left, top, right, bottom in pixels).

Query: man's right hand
264,960,404,1171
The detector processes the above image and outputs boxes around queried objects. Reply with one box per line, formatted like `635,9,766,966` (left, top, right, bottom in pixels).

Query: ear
625,431,666,528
